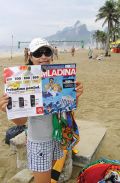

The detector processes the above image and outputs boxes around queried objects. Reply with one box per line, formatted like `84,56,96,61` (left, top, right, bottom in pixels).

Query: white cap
29,37,53,53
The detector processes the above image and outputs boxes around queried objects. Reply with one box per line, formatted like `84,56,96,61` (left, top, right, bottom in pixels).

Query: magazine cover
41,64,76,114
4,64,76,119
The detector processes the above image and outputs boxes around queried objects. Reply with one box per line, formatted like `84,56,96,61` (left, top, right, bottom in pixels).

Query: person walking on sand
54,46,58,60
88,47,93,59
71,46,75,56
0,37,83,183
24,47,29,64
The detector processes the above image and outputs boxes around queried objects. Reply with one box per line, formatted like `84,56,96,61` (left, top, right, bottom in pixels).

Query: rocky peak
74,20,81,28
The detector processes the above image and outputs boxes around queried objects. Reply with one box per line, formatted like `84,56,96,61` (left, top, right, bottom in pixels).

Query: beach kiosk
110,39,120,53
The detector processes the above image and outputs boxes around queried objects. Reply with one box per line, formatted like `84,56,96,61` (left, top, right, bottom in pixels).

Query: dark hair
27,58,33,65
49,78,54,81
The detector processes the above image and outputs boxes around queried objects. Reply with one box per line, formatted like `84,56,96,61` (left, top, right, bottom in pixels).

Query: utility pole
11,34,13,59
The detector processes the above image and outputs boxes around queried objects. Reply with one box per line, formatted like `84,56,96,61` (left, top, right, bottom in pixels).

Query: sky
0,0,106,46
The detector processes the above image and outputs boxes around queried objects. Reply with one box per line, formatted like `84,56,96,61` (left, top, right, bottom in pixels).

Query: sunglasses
32,47,53,58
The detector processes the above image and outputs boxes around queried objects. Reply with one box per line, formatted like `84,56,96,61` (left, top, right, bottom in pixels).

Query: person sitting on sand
96,54,104,61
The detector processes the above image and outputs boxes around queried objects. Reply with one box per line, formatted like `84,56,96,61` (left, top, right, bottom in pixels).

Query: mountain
46,20,92,44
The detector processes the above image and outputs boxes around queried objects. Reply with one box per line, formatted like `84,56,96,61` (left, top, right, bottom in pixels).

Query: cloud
0,0,106,45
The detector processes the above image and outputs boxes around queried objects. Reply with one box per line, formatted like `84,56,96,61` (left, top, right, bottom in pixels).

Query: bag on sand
77,158,120,183
5,125,27,145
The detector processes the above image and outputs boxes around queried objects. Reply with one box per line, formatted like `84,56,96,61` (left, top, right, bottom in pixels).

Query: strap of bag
52,113,62,141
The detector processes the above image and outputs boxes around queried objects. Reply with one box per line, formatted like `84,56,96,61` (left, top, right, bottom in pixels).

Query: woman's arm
12,117,28,125
0,94,9,112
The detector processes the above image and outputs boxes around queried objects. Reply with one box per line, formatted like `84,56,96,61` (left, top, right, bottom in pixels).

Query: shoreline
0,51,23,58
0,47,94,59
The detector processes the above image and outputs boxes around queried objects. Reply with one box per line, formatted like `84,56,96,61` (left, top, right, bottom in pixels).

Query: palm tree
115,0,120,39
93,30,101,49
110,0,120,41
117,0,120,14
93,30,107,49
99,31,107,49
96,0,118,56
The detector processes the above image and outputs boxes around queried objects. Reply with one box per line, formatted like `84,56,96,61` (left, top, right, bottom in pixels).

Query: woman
0,37,83,183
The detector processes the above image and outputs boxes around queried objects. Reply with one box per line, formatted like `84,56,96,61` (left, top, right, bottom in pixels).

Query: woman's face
30,46,53,65
31,55,52,65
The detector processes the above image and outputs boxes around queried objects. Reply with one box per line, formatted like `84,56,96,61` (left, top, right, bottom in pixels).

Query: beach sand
0,49,120,182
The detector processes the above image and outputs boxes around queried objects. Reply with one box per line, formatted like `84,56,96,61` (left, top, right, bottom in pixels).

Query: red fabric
105,164,120,175
77,163,112,183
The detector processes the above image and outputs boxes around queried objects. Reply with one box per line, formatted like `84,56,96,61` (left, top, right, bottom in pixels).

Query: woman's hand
0,94,9,112
0,94,27,125
75,81,83,105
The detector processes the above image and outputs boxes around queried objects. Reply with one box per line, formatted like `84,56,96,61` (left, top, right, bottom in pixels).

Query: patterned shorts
27,139,63,172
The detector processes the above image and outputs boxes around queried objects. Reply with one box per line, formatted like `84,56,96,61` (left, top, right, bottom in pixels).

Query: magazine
4,64,76,119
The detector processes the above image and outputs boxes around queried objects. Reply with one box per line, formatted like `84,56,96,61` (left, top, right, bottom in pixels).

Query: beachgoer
0,37,83,183
54,46,58,59
96,54,104,61
71,46,75,56
24,48,29,64
88,47,93,59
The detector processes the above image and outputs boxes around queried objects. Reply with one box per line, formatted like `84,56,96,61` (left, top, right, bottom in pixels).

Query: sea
0,45,27,58
0,43,92,58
